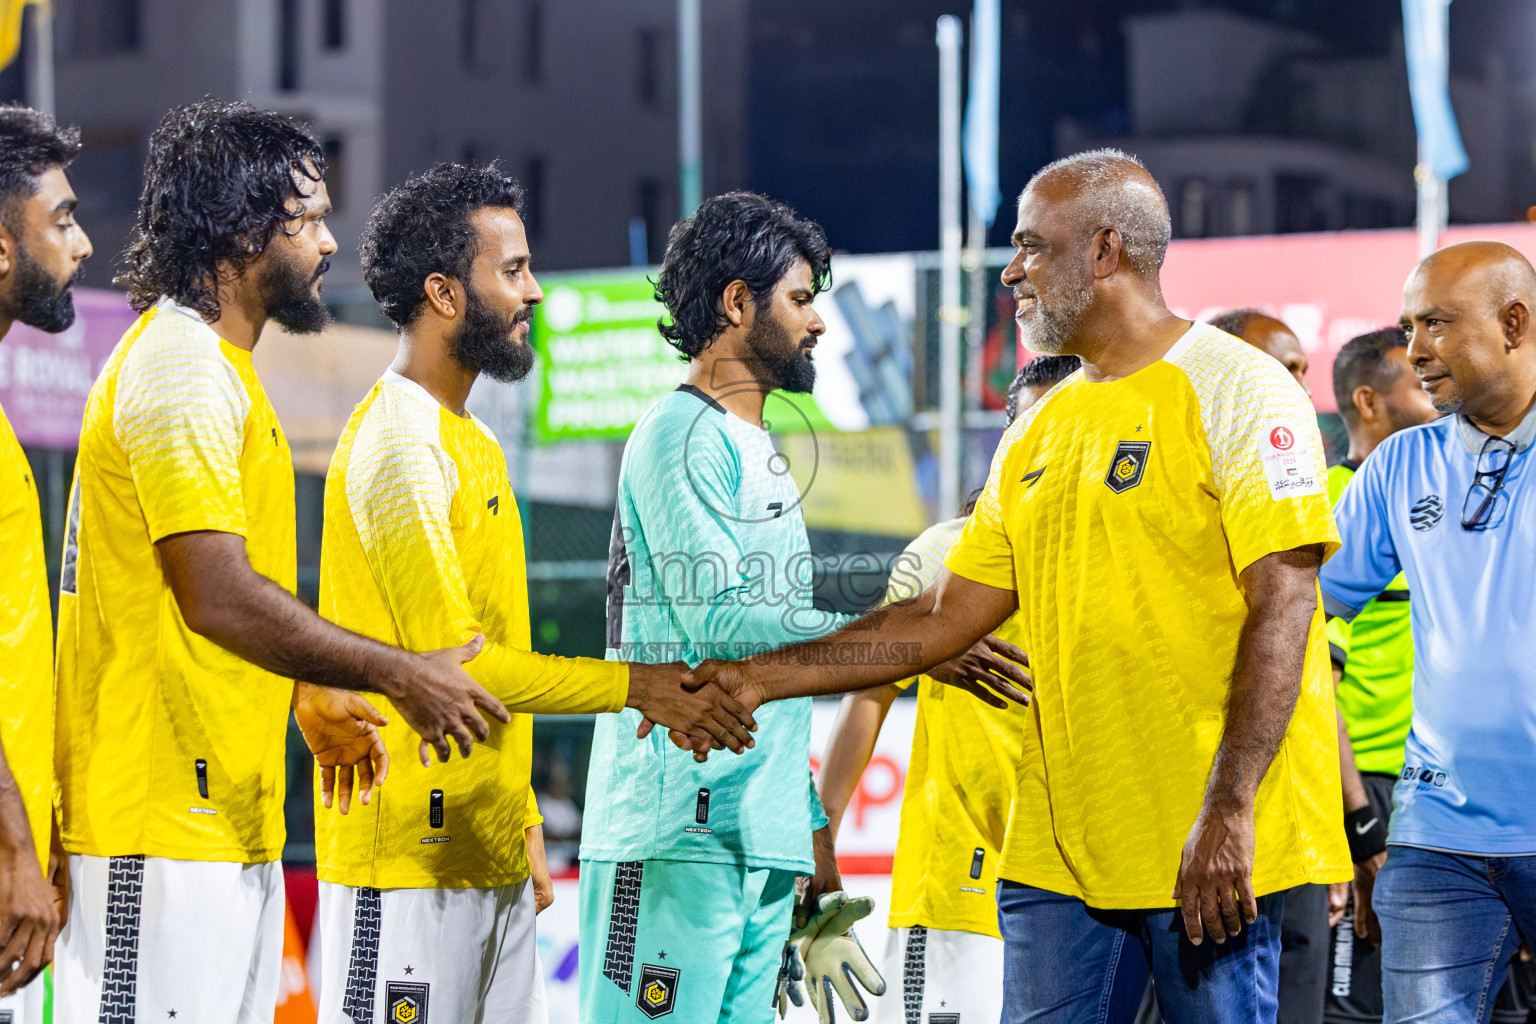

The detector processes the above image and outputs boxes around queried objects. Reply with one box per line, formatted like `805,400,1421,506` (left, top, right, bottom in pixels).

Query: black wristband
1345,804,1388,863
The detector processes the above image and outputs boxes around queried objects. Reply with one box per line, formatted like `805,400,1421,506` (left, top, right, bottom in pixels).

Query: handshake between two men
294,628,1033,810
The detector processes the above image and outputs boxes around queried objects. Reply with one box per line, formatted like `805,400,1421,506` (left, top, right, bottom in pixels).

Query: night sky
746,0,1536,254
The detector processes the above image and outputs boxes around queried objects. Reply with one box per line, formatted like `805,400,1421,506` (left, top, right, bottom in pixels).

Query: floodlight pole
937,15,963,520
678,0,702,218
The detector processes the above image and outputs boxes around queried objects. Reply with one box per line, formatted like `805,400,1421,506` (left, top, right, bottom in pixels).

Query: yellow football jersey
0,402,54,871
315,373,627,890
948,323,1349,909
883,517,1027,938
55,300,296,863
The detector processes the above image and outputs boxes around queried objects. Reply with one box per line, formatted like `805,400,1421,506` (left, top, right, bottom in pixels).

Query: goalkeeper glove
797,891,887,1023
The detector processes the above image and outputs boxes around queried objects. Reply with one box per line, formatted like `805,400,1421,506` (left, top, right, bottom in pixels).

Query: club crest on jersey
1104,441,1150,493
636,964,680,1018
386,981,429,1024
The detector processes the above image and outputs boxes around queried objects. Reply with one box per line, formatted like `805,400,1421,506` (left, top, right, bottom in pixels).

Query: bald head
1400,240,1536,424
1021,149,1171,281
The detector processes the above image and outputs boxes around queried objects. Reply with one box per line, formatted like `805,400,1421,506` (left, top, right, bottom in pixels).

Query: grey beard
1018,283,1093,355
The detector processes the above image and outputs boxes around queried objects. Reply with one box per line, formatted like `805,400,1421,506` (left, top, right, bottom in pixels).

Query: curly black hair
359,162,526,329
116,99,325,319
0,105,82,232
1005,354,1081,423
653,191,831,359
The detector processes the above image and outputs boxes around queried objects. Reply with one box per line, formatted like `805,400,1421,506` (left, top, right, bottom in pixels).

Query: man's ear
1501,298,1531,353
720,279,751,329
1351,385,1379,423
0,224,15,280
1090,226,1123,281
423,272,460,320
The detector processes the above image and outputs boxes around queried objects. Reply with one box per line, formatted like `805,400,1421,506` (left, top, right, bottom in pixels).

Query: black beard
263,250,332,335
453,284,535,384
748,307,816,394
4,245,77,333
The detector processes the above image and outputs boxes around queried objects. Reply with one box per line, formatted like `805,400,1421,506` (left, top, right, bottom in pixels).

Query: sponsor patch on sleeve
1256,419,1322,499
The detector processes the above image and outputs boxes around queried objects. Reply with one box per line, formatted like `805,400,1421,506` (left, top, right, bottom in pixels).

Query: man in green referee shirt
1321,327,1436,1024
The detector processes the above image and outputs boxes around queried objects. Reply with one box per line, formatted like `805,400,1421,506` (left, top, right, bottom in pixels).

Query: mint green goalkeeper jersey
1326,461,1414,775
580,386,855,872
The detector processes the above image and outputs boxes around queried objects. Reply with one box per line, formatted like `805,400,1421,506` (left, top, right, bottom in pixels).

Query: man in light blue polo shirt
1320,240,1536,1024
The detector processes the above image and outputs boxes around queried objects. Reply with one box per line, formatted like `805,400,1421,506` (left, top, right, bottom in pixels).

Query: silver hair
1024,148,1171,280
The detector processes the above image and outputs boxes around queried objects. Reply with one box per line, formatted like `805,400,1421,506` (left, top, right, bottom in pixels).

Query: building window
524,156,545,240
322,137,345,213
1276,174,1329,234
278,0,301,91
323,0,346,50
1226,182,1255,236
462,0,497,73
636,28,660,107
1179,179,1207,238
523,2,544,85
68,0,141,56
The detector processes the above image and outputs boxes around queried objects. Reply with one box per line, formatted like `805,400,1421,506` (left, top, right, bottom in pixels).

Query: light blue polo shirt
1320,403,1536,856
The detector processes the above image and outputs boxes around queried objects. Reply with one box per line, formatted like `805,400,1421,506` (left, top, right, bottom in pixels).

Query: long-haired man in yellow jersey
816,353,1079,1024
689,150,1351,1024
312,163,758,1024
0,104,92,1024
51,101,527,1024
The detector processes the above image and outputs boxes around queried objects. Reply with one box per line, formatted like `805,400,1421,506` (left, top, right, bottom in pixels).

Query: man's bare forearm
740,572,1016,702
819,686,901,838
160,532,411,696
1204,548,1324,812
1336,709,1370,813
0,748,37,859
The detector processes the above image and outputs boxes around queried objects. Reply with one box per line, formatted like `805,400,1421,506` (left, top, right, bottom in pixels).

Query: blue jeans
997,881,1287,1024
1375,845,1536,1024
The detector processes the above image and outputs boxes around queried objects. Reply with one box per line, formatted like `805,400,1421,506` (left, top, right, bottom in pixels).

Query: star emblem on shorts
404,965,414,975
167,1012,178,1019
659,950,668,960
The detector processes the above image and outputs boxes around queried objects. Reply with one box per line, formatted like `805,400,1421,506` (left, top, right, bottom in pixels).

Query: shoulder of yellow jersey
1166,321,1324,497
345,375,461,542
113,301,249,440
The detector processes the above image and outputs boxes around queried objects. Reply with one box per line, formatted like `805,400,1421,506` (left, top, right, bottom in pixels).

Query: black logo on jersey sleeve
636,964,680,1018
1104,442,1151,493
386,981,429,1023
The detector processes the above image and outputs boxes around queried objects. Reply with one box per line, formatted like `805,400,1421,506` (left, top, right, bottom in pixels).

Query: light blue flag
963,0,1001,228
1402,0,1468,180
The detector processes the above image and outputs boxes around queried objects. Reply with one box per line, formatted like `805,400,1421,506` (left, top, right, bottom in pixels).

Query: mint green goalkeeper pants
578,859,798,1024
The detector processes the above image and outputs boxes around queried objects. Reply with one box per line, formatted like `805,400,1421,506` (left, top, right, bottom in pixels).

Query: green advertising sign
530,250,946,443
531,273,681,441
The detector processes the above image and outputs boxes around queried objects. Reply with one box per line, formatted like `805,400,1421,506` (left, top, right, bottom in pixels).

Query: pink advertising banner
1154,222,1536,413
0,287,137,449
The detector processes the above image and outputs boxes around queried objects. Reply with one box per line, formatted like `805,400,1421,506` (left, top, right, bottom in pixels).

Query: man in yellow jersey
52,102,520,1024
0,105,92,1023
689,149,1350,1023
816,354,1079,1024
313,163,757,1024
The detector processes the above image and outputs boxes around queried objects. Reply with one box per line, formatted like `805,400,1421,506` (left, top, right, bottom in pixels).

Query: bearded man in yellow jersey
0,105,92,1024
313,162,757,1024
689,149,1350,1024
816,354,1079,1024
52,102,527,1024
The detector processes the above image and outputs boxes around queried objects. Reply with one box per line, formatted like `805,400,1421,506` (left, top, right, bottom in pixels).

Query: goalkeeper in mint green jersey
578,192,1030,1024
